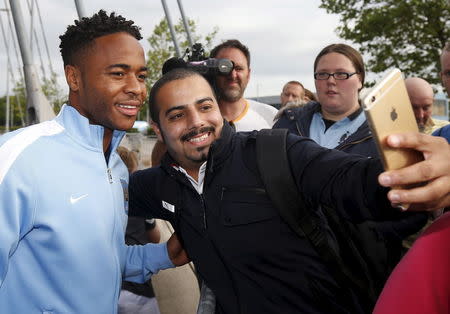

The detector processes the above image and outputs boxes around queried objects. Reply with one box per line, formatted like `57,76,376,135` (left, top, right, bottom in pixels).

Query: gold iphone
362,68,423,173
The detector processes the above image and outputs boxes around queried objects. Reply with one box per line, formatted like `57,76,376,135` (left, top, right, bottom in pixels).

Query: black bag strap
256,129,306,238
255,129,372,311
256,129,332,244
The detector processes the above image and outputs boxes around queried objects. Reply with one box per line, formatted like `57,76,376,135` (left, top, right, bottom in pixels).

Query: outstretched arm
122,234,189,283
378,133,450,211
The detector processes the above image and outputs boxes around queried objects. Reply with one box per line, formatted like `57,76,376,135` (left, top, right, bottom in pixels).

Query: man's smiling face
67,32,147,132
152,74,224,172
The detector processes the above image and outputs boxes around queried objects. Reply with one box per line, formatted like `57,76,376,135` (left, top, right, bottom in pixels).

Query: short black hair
149,69,213,124
59,9,142,67
210,39,251,67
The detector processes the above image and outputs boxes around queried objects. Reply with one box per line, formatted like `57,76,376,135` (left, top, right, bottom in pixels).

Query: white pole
9,0,55,124
161,0,181,57
74,0,87,19
5,66,10,132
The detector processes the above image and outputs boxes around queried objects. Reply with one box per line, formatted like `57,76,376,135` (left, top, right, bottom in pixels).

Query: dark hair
59,9,142,66
210,39,251,67
313,43,365,88
149,69,210,124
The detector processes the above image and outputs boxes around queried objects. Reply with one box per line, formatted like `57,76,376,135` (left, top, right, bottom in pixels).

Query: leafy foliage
0,92,25,130
40,72,68,114
319,0,450,87
142,18,218,121
0,72,66,129
146,18,218,88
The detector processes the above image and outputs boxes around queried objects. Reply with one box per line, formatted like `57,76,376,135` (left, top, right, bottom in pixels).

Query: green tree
319,0,450,87
40,72,68,114
0,73,67,130
142,18,218,121
0,91,26,131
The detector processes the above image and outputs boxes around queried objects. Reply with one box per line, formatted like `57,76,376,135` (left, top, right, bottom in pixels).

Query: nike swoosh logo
70,194,89,205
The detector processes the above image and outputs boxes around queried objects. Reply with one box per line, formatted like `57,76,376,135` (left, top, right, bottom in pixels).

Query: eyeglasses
314,72,359,80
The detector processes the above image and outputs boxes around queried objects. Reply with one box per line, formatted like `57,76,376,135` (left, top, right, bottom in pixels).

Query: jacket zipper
295,120,304,137
336,135,372,151
200,194,207,230
105,155,119,313
107,168,113,184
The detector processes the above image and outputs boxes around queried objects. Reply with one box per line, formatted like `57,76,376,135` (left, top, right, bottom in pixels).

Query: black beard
181,126,216,142
188,151,208,163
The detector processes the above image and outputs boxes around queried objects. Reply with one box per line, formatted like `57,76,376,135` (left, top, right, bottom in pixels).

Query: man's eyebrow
106,64,130,70
165,105,186,117
106,64,148,72
164,97,214,117
195,97,214,104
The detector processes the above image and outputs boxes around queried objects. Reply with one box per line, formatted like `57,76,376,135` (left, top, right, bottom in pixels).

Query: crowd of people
0,9,450,314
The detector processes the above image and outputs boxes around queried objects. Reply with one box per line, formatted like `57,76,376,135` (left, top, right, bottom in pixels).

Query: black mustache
181,126,215,142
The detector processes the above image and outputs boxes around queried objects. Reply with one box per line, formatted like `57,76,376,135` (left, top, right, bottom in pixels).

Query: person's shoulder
432,123,450,142
285,130,316,150
433,123,450,133
432,117,450,125
432,118,450,130
285,101,319,116
1,120,62,143
131,166,162,183
276,101,318,122
403,212,450,265
302,100,321,111
0,121,64,167
421,212,450,240
247,99,278,113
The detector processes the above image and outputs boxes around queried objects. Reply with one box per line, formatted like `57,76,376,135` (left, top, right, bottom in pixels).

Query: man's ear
151,121,164,143
65,65,81,92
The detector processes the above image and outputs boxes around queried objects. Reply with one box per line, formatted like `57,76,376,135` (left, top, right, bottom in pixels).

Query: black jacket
129,122,408,313
274,102,427,299
274,102,426,238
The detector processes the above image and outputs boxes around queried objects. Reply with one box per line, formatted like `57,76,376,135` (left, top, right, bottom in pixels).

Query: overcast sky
0,0,348,98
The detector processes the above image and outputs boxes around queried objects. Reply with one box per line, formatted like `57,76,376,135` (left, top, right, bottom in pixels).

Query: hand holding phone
363,69,424,209
363,69,423,172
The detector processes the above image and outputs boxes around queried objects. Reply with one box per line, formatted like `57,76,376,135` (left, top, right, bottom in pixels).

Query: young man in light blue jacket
0,10,187,314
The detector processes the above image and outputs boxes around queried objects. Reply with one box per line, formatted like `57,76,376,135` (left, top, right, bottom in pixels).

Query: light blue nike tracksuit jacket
0,105,173,313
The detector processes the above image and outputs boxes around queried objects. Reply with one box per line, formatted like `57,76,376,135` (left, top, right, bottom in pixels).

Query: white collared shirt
172,162,207,194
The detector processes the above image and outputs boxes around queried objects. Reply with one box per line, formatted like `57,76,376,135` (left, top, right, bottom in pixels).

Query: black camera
162,43,234,78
